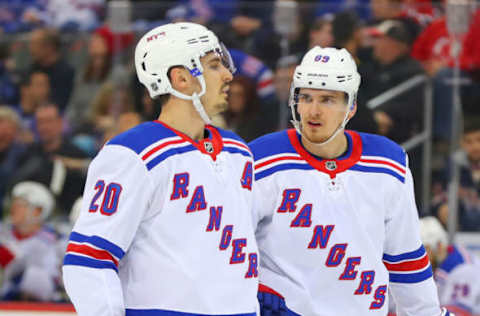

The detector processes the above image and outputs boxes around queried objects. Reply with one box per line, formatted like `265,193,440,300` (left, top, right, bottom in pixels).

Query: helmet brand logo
147,32,166,42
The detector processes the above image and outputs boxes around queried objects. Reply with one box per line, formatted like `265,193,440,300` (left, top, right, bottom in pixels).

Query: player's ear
32,206,42,218
169,67,194,92
348,102,357,119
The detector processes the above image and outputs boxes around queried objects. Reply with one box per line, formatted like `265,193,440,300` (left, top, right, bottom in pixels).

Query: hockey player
440,263,480,316
62,22,259,316
249,46,451,315
420,216,477,299
0,181,58,301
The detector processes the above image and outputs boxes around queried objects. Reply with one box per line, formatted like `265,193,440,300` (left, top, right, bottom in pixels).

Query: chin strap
440,307,455,316
192,93,212,125
169,73,213,125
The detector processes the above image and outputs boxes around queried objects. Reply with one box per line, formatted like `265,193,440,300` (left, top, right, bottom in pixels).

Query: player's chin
304,129,328,143
215,101,229,114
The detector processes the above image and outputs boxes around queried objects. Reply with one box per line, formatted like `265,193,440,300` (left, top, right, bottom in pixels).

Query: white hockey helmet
12,181,55,220
289,46,361,142
420,216,448,252
135,22,235,124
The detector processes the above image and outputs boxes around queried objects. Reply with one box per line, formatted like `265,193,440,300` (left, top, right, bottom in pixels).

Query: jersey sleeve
62,145,154,316
383,159,443,316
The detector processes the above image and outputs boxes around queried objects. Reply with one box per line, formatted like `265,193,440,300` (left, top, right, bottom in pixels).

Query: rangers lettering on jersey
63,121,259,316
250,129,442,316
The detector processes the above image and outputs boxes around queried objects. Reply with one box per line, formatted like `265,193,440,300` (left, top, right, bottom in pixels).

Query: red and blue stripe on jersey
351,131,406,183
383,245,433,283
63,231,125,272
107,121,251,172
125,309,256,316
436,244,473,281
249,129,406,182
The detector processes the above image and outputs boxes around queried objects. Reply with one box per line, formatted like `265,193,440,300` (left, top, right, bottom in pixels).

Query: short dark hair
43,29,61,50
153,94,170,107
311,17,331,32
464,116,480,135
332,11,361,47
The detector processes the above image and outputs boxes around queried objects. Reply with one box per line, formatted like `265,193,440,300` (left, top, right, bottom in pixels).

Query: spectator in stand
432,116,480,232
0,43,18,106
12,104,90,215
371,0,434,27
315,0,371,22
308,16,334,49
65,25,132,133
332,11,365,63
14,70,52,144
273,55,298,130
0,181,58,301
0,0,47,33
404,0,442,25
331,11,378,134
44,0,105,31
371,0,405,22
0,107,25,218
229,48,275,102
167,0,278,66
89,81,134,136
416,4,480,141
410,2,476,78
16,0,105,31
29,71,51,108
228,48,278,133
101,111,142,145
224,75,264,142
28,28,74,111
360,19,424,143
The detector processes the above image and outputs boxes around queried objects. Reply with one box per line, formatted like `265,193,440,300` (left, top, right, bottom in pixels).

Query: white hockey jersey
0,225,59,301
440,263,480,316
249,129,442,316
63,121,259,316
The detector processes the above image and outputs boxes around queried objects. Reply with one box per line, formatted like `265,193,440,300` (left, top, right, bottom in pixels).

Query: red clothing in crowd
412,9,480,73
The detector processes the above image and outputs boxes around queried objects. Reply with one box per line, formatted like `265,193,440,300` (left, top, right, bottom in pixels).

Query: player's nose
309,103,324,118
221,65,233,82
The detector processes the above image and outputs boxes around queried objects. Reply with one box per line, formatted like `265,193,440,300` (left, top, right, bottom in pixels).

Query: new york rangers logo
325,161,337,171
204,141,214,153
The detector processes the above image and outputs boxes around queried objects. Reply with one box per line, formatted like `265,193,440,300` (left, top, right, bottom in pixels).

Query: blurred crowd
0,0,479,308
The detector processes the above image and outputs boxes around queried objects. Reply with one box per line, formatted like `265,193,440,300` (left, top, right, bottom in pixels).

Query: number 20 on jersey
89,180,123,215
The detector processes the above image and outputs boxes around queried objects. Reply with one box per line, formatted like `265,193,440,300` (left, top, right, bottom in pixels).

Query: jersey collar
287,129,363,178
154,120,223,161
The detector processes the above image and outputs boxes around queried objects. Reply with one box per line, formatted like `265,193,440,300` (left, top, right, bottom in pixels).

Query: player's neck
302,132,348,160
158,99,206,141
